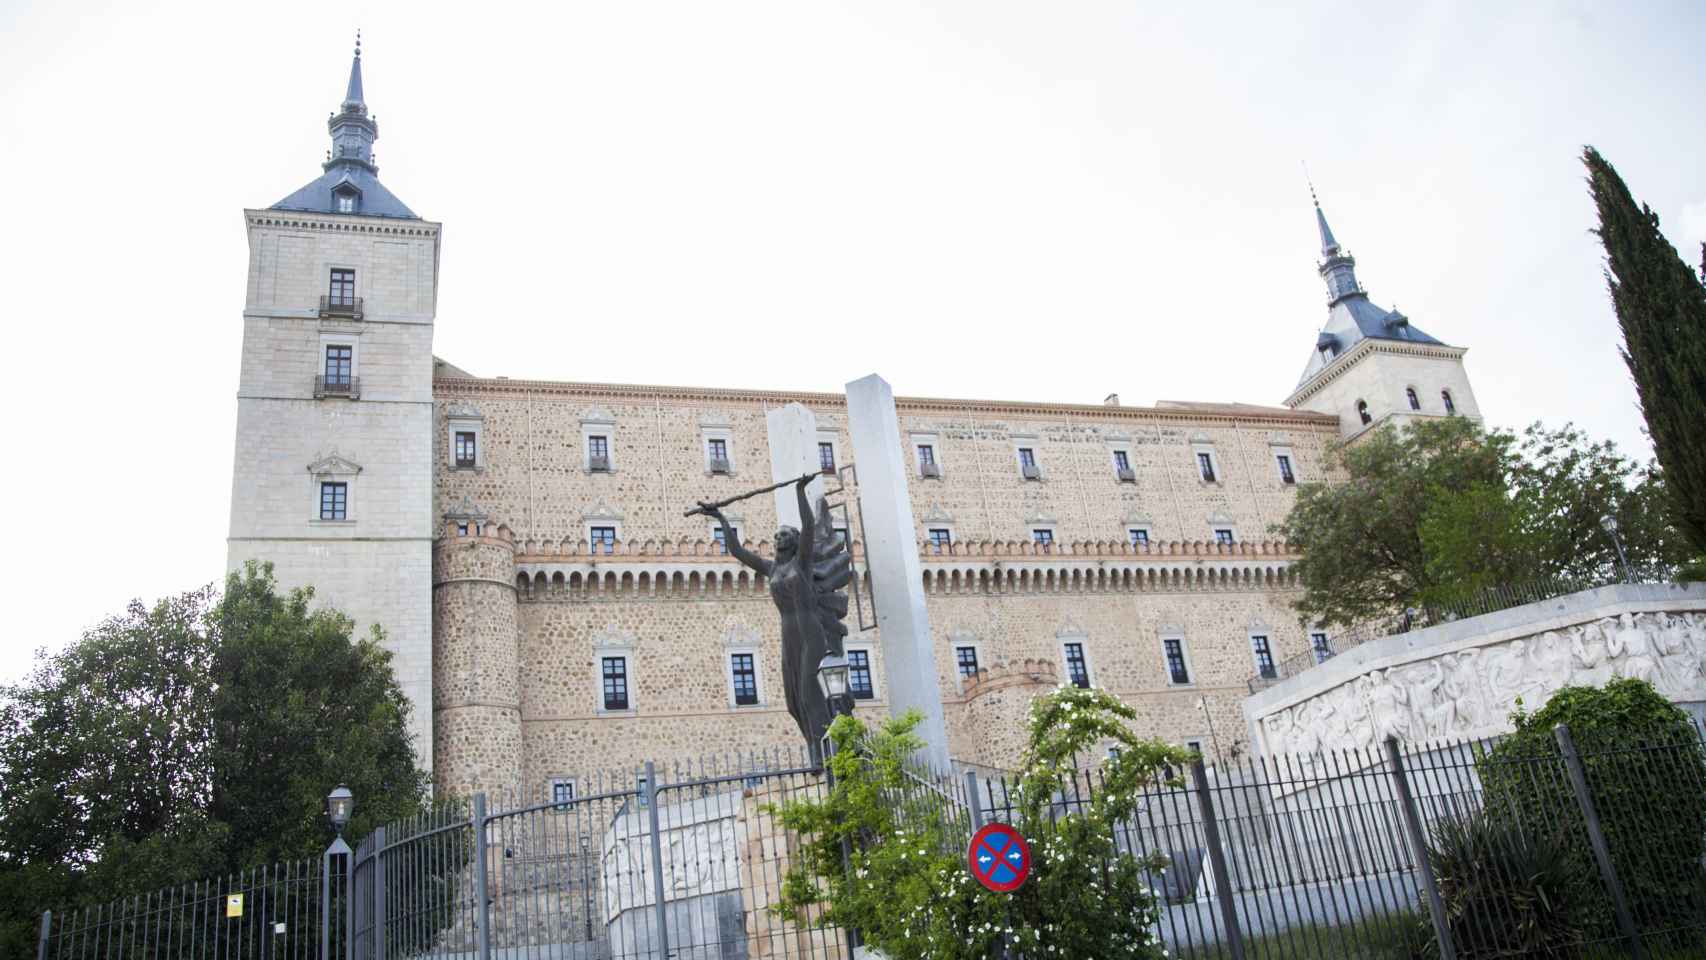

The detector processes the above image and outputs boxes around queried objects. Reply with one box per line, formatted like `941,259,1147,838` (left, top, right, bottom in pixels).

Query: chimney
1103,393,1120,407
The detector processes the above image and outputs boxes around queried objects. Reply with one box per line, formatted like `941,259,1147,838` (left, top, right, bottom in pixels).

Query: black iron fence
37,722,1706,959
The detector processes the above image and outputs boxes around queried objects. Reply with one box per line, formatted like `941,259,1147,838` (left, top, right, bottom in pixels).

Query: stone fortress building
227,44,1481,797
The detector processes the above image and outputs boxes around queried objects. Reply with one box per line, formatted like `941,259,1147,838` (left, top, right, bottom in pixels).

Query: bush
1423,813,1591,958
1477,678,1706,941
771,687,1195,960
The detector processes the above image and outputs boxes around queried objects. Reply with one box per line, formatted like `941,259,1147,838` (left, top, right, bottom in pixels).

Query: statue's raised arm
696,502,771,577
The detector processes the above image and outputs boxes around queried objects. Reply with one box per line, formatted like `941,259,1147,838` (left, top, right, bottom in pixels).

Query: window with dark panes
551,779,575,810
730,653,758,706
927,528,952,551
917,445,936,467
1064,642,1090,688
955,646,979,679
1311,632,1333,664
324,345,352,385
1406,387,1421,411
319,482,347,520
328,268,355,305
1442,390,1456,415
1197,452,1217,482
1214,528,1235,545
1357,400,1372,425
588,435,609,460
708,438,729,461
1129,528,1150,547
1018,448,1037,469
848,649,874,699
1031,529,1054,546
1164,638,1190,684
1277,454,1295,484
1113,450,1131,473
590,526,617,555
1251,635,1276,678
818,442,836,474
454,431,477,467
601,657,629,710
713,526,740,554
833,527,848,548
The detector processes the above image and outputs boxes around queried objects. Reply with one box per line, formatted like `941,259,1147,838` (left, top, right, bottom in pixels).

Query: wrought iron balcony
1116,467,1137,483
589,455,611,473
920,462,942,479
314,375,361,399
1021,463,1042,481
318,295,364,319
709,457,731,475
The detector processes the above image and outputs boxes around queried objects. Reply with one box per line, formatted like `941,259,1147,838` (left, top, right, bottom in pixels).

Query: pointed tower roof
270,33,418,220
1295,197,1445,387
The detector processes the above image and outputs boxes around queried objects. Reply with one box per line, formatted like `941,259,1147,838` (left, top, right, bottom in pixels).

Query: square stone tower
226,37,440,765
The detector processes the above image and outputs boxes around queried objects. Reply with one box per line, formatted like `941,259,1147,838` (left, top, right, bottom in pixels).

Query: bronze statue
689,474,852,759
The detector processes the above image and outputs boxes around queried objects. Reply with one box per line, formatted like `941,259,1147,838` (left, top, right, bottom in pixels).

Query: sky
0,0,1701,682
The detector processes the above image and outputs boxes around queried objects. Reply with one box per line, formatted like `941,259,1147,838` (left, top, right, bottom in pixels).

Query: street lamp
326,785,355,836
1601,515,1633,583
816,653,853,718
321,786,355,960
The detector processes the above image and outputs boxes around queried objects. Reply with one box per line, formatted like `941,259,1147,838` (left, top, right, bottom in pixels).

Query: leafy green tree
1585,146,1706,574
1277,419,1683,626
0,563,428,957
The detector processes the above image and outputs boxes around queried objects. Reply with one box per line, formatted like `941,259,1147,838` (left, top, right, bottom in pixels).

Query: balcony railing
318,295,364,319
314,375,361,399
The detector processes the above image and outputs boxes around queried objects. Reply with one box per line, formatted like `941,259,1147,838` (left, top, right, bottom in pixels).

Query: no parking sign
967,823,1031,893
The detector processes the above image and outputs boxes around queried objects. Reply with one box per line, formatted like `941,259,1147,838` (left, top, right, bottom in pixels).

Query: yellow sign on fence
225,894,244,918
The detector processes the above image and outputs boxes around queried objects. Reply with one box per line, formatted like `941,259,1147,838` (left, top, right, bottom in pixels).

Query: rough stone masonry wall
433,525,524,794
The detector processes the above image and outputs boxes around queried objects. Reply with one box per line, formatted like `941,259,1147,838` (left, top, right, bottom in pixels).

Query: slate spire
327,31,377,173
1312,193,1361,303
343,31,365,109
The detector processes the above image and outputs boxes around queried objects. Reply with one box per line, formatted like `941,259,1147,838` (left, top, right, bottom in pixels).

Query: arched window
1441,389,1456,415
1356,400,1371,425
1405,387,1420,411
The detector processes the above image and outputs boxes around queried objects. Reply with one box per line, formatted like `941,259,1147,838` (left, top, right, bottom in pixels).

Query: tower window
1031,529,1054,547
454,431,477,468
337,194,355,213
916,444,940,478
590,526,617,555
848,648,874,700
955,646,980,679
927,528,952,551
1214,528,1235,545
1064,643,1091,688
1406,387,1421,411
1164,638,1190,684
601,657,629,711
818,442,836,475
324,345,352,385
328,269,356,306
587,435,610,471
1276,454,1295,485
1197,452,1217,483
1356,399,1372,425
1129,528,1150,547
730,653,758,706
707,437,731,473
1251,635,1276,679
319,482,347,520
1442,390,1457,415
712,525,740,554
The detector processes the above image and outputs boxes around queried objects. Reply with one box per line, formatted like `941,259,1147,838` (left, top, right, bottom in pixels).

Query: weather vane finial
354,29,362,58
1302,160,1320,207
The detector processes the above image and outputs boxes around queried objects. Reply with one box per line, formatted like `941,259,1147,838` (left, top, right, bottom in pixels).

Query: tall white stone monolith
845,374,951,772
765,403,824,530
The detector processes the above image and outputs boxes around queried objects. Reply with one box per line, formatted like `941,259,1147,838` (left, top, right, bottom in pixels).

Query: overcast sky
1,0,1701,682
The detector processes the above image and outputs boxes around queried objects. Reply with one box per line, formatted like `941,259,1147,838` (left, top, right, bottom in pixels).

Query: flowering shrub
772,686,1193,959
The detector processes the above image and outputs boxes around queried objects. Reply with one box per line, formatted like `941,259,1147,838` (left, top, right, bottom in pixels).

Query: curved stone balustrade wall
1243,583,1706,770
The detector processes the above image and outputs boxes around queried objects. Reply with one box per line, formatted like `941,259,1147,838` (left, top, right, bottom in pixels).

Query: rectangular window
1113,450,1131,472
1064,642,1090,689
1310,632,1333,664
708,438,728,460
319,481,347,520
1187,740,1203,756
328,268,355,305
1251,635,1276,678
1164,638,1190,684
1277,455,1296,485
1017,447,1038,479
955,646,980,679
712,526,740,554
1197,452,1217,483
454,431,477,468
927,528,952,551
590,526,617,555
730,653,758,706
588,435,609,463
550,778,576,810
324,345,352,385
848,649,874,700
1214,529,1235,545
602,656,629,710
1031,529,1054,546
1128,528,1149,547
917,444,936,467
818,442,836,474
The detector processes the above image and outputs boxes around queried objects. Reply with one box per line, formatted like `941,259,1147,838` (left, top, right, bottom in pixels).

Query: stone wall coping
433,377,1340,428
508,536,1297,562
1244,582,1706,719
1284,337,1470,408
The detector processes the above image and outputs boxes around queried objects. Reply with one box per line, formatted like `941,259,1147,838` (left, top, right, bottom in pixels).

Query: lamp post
1602,515,1633,583
1197,697,1224,771
321,786,355,960
814,652,861,955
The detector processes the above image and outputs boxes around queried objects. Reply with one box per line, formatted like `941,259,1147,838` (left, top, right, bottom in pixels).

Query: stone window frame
1405,386,1422,411
327,264,358,304
1273,447,1298,485
909,432,943,479
1184,737,1207,759
948,632,986,692
816,430,841,476
1059,636,1093,689
581,410,618,473
583,504,624,554
1191,435,1222,486
846,643,880,702
701,426,736,475
446,405,485,471
307,453,362,526
1208,513,1237,544
1247,624,1278,679
1126,525,1152,548
593,631,638,716
1309,629,1334,664
1109,442,1136,482
317,331,361,392
925,527,955,552
1012,434,1043,480
725,649,764,708
1158,628,1196,687
548,777,577,812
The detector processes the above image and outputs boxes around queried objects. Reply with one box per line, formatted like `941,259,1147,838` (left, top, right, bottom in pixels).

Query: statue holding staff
687,473,853,760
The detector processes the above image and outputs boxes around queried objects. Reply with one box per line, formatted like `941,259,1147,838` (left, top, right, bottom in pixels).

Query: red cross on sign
968,823,1031,893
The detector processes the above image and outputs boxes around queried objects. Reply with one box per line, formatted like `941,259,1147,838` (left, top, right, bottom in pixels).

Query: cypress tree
1583,147,1706,562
